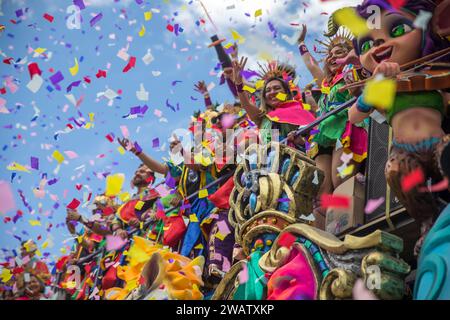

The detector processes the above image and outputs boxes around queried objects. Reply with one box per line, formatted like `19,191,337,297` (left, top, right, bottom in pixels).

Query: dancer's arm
297,24,325,86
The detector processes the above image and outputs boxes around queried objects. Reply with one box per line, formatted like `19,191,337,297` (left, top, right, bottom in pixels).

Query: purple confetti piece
49,71,64,91
73,0,85,10
268,21,277,38
180,203,191,210
30,157,39,170
134,141,142,154
47,178,58,185
310,129,320,135
90,13,103,27
152,138,160,148
130,106,141,115
66,80,81,93
190,96,198,101
135,0,144,4
15,9,23,17
241,69,259,80
140,104,149,115
165,172,176,189
278,198,291,202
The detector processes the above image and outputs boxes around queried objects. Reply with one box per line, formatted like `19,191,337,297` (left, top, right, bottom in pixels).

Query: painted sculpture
213,142,411,300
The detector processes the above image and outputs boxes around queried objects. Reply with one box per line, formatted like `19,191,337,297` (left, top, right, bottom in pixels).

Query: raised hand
194,80,208,94
297,24,307,44
117,137,139,155
232,56,248,85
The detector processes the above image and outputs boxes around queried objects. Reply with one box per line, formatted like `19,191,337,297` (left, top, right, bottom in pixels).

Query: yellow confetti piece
144,11,152,21
139,24,146,37
223,42,233,49
334,7,369,37
198,189,208,199
28,219,41,226
321,86,330,95
140,222,143,230
77,236,83,243
105,173,125,197
89,112,95,122
340,164,355,178
303,103,311,111
1,268,13,283
189,214,199,223
60,247,67,254
6,162,31,173
364,78,397,110
255,9,262,17
66,281,77,289
194,243,204,249
69,58,79,76
84,123,92,129
276,92,287,101
52,150,65,164
243,85,256,93
134,200,145,210
34,47,47,54
230,29,245,44
117,146,125,155
42,241,49,249
215,232,226,241
255,80,265,90
119,192,131,202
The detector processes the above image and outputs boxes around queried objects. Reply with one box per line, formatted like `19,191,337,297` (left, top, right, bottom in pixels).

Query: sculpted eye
360,40,374,54
390,23,413,38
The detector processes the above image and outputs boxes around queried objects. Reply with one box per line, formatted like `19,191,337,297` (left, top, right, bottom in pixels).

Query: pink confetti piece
216,220,231,237
364,197,385,214
105,235,127,251
64,150,79,159
0,181,16,215
238,263,248,284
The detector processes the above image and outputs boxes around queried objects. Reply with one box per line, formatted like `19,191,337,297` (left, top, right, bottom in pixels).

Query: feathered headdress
256,60,296,82
315,26,354,55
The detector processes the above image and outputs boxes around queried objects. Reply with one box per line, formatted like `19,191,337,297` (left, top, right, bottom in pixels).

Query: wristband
133,141,142,156
236,82,244,93
356,95,373,113
299,44,309,56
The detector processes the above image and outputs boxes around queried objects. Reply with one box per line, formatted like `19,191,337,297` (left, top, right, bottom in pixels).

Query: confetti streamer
320,194,350,209
401,168,425,192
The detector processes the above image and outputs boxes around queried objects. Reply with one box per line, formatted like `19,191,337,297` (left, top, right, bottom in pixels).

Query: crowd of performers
1,0,449,300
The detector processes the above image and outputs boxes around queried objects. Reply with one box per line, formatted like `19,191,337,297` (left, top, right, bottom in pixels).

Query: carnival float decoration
213,142,411,300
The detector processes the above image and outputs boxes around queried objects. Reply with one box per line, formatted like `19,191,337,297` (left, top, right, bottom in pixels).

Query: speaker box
365,118,403,222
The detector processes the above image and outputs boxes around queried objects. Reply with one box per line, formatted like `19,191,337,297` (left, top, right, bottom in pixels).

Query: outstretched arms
297,24,325,86
117,137,169,175
232,57,264,126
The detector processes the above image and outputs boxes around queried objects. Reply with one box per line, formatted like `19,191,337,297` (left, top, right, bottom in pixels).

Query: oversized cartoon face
356,10,422,73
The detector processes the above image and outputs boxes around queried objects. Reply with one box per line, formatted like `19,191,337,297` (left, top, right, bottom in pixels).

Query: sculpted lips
372,46,393,63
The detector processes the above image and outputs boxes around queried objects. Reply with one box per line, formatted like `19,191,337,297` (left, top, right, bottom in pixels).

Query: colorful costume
308,75,368,162
261,100,316,145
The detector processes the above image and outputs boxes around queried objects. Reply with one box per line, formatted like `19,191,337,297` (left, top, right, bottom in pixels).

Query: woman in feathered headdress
231,58,316,149
296,21,369,229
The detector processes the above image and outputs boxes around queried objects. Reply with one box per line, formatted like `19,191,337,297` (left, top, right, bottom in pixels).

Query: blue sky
0,0,356,268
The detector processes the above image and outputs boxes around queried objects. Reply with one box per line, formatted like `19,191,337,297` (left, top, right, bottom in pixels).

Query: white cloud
85,0,134,7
